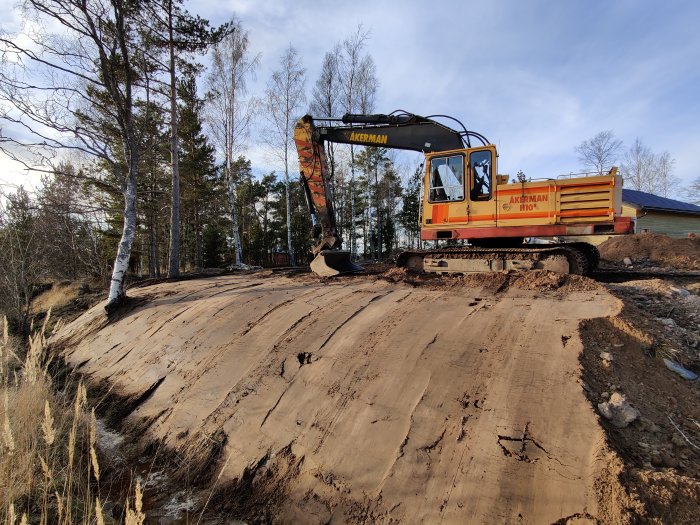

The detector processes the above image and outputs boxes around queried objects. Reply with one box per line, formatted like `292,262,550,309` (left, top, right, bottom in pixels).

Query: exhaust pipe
310,250,363,277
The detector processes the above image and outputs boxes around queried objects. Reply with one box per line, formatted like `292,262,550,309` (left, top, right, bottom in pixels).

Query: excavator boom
318,113,465,152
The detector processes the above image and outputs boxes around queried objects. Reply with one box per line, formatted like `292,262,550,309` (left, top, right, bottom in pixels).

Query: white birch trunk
224,66,244,267
284,171,294,266
226,157,243,266
106,166,138,312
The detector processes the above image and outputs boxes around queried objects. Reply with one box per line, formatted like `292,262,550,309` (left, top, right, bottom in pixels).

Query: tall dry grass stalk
124,481,145,525
95,497,105,525
22,308,51,384
89,409,100,483
0,311,145,524
2,387,14,454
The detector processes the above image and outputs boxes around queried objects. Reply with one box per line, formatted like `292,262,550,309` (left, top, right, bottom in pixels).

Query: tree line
1,1,695,328
0,2,416,322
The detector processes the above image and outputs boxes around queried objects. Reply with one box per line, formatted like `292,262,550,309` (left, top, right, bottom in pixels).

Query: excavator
293,111,633,277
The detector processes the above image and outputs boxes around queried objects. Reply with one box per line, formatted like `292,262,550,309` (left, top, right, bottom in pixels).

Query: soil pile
53,273,627,524
598,233,700,270
579,276,700,525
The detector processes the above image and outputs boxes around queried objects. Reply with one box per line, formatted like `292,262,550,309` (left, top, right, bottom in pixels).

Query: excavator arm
295,115,363,276
294,112,472,276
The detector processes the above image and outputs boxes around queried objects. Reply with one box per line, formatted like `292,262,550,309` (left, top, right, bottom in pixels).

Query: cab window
428,155,464,202
470,150,492,201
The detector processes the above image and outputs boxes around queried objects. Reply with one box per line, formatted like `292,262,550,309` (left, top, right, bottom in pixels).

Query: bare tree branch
575,130,623,176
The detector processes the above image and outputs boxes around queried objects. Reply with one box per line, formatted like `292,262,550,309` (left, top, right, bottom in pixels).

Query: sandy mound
598,233,700,270
53,273,631,524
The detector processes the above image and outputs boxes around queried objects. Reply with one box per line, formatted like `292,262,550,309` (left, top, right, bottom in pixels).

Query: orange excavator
294,111,633,277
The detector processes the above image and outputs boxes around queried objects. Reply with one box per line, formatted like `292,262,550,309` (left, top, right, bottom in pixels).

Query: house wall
636,211,700,237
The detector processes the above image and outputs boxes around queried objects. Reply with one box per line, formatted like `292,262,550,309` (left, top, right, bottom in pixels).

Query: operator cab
427,147,495,204
424,145,498,229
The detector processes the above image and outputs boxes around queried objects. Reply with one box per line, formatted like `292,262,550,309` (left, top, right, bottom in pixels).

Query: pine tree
399,164,424,249
0,187,42,334
135,100,171,277
36,164,107,280
258,173,280,266
178,74,217,270
138,0,227,277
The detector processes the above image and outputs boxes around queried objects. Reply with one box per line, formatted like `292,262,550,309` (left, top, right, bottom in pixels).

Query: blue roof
622,189,700,214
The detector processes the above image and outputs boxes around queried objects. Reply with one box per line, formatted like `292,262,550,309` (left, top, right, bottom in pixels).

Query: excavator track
396,243,598,276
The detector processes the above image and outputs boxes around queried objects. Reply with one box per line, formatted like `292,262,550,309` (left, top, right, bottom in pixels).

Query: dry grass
30,283,83,315
0,312,145,524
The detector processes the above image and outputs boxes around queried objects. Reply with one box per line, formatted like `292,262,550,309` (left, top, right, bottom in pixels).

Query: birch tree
356,55,379,258
684,177,700,205
206,18,259,267
310,47,341,190
575,130,623,175
0,0,145,314
653,151,678,198
621,139,678,197
263,45,306,267
337,26,374,257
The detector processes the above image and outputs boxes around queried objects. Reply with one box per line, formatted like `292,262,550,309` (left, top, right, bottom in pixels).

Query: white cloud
0,153,42,194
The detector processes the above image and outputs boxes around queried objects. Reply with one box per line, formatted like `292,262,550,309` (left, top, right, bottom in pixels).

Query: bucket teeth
310,251,363,277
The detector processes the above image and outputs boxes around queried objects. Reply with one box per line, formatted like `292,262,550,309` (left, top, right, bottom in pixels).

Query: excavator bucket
310,250,363,277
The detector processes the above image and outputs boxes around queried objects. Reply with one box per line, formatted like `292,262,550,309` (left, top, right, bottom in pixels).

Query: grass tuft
0,312,145,523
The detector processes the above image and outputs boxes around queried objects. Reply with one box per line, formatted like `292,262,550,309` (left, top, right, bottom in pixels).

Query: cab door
466,147,497,227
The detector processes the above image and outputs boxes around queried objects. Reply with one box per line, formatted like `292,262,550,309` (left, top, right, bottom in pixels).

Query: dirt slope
55,274,626,524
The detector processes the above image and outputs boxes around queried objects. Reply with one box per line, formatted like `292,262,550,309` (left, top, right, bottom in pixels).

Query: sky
2,0,700,197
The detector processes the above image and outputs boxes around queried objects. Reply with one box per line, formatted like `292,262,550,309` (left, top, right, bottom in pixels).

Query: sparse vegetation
0,313,144,524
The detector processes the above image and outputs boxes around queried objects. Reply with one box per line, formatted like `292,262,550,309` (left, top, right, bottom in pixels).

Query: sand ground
54,273,634,524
